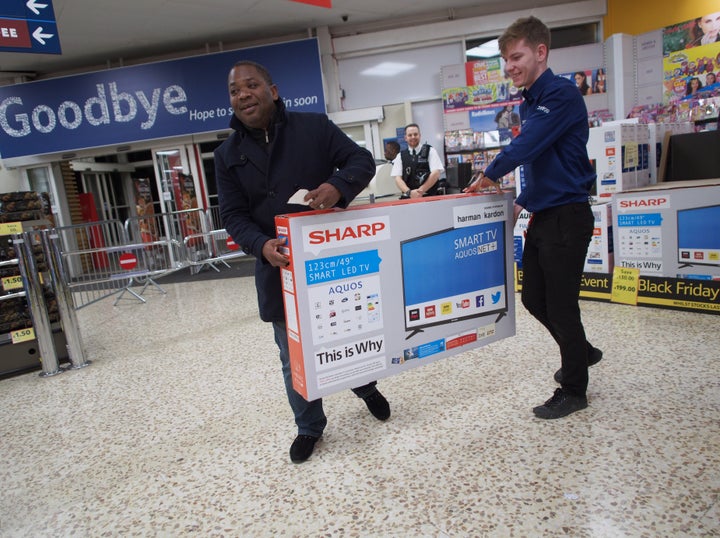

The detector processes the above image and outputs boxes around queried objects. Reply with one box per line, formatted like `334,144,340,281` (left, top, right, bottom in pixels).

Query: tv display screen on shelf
400,221,507,338
677,204,720,267
664,131,720,181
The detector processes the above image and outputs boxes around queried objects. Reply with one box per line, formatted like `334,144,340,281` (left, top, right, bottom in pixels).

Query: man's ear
536,43,548,63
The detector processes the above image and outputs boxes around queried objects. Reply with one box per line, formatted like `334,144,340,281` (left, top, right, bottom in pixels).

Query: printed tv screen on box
400,223,507,338
275,192,516,401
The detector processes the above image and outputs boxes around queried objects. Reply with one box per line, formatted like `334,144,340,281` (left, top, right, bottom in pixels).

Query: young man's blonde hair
498,16,551,55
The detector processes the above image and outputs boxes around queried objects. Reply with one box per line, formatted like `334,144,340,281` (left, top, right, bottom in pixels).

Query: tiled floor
1,261,719,537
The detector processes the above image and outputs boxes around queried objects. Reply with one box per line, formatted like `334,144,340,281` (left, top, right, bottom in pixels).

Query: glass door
338,122,382,161
150,145,206,260
79,171,127,223
153,148,188,215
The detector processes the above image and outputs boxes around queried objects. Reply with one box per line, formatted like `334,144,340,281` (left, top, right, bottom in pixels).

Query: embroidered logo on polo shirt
536,105,550,114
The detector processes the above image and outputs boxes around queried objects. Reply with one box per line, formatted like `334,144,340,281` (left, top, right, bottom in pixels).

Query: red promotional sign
119,253,138,270
289,0,332,7
226,238,240,251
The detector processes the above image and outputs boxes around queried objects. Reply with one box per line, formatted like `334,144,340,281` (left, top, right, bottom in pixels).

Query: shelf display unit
0,193,67,378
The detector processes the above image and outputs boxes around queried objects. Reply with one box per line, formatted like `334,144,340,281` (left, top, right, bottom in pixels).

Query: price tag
11,327,36,344
2,275,23,291
611,266,640,305
0,222,23,235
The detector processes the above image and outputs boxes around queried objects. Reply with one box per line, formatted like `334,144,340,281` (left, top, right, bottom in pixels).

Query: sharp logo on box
619,197,668,208
309,222,386,244
303,215,391,254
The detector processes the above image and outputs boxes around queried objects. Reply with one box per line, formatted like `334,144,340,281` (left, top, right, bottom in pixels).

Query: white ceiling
0,0,582,81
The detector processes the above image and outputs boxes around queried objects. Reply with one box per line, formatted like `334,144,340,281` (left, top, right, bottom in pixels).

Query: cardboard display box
512,208,530,268
587,122,652,201
612,179,720,281
585,202,614,274
512,203,613,274
276,192,516,401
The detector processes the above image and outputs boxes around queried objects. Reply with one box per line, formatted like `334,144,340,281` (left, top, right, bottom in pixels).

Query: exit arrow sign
0,0,60,54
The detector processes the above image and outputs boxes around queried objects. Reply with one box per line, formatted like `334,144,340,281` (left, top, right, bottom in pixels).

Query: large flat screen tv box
612,179,720,280
276,192,516,401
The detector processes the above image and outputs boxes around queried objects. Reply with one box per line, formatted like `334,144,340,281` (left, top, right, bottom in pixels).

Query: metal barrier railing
0,206,245,379
202,205,246,266
40,229,88,370
51,220,137,309
53,237,185,308
183,228,246,272
0,201,253,381
125,208,209,275
43,208,245,310
205,205,223,230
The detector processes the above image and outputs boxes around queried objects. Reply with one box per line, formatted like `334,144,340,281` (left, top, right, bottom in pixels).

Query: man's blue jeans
272,321,377,437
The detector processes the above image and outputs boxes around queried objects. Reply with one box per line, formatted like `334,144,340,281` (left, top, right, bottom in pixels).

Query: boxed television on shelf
586,121,652,200
275,193,516,401
512,202,613,276
585,202,614,274
612,179,720,281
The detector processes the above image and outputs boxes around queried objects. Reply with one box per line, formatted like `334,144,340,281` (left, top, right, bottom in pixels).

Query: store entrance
152,147,204,215
76,164,136,227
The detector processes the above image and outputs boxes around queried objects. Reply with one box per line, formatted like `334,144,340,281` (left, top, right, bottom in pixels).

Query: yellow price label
0,221,23,235
611,266,640,305
2,275,24,291
11,327,36,344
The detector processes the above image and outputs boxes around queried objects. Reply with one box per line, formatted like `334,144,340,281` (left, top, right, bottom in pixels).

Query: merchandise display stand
0,193,68,378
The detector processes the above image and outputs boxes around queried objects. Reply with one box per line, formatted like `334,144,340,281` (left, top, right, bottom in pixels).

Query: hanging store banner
0,0,60,55
0,38,324,160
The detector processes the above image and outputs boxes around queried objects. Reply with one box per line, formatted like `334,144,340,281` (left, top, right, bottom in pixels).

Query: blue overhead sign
0,38,326,161
0,0,60,54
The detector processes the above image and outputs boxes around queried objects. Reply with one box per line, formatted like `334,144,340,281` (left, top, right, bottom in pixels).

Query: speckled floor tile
1,262,718,537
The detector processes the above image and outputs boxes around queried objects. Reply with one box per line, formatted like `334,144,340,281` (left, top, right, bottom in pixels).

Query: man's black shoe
290,434,320,463
554,347,603,384
533,388,588,419
363,390,391,421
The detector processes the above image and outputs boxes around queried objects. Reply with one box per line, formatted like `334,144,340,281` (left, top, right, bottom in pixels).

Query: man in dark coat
215,61,390,463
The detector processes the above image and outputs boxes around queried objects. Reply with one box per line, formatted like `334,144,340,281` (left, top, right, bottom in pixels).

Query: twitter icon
491,291,502,304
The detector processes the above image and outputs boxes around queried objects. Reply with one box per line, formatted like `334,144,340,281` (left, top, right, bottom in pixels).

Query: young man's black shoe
533,388,588,419
553,347,603,384
290,434,320,463
363,390,391,421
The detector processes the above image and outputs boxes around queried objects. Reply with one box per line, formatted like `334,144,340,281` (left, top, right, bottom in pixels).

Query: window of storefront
465,22,601,60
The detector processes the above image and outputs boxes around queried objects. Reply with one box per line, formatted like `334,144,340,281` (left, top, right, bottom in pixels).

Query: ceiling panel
0,0,581,81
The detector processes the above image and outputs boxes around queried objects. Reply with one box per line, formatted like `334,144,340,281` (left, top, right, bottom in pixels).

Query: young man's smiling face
502,38,547,90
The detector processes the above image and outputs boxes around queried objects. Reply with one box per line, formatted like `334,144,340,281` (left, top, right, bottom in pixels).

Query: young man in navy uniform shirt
466,16,602,419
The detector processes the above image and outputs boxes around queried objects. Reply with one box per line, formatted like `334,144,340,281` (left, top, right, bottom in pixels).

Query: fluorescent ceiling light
467,39,500,58
361,62,415,77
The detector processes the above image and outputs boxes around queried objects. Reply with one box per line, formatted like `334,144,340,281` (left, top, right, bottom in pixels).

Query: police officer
391,123,445,199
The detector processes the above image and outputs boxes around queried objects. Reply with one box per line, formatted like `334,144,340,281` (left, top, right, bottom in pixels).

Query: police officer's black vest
400,143,437,195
